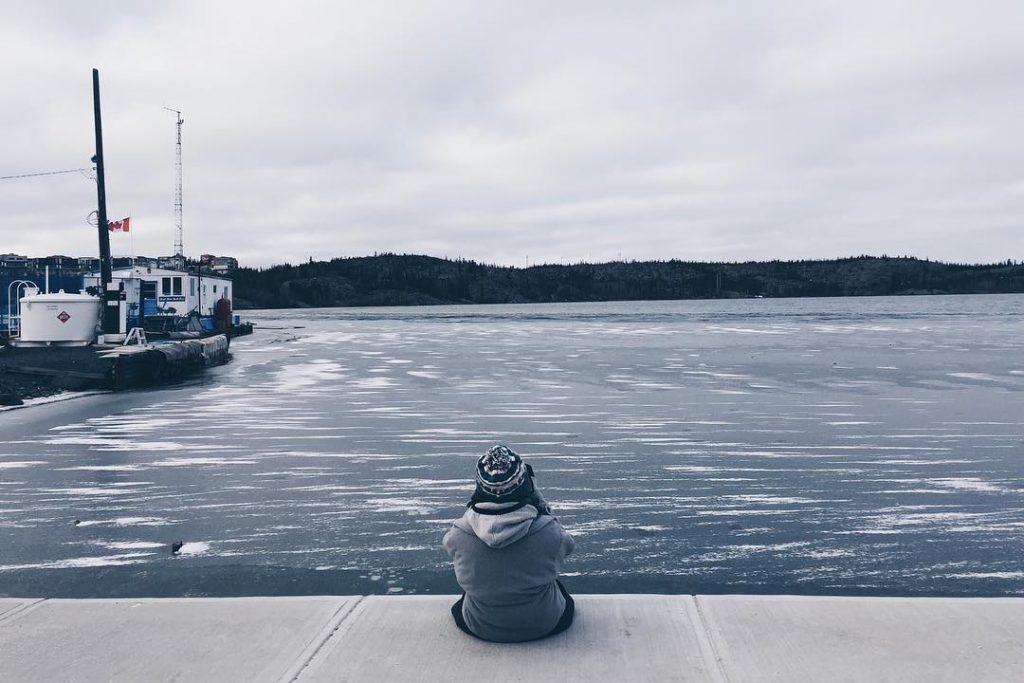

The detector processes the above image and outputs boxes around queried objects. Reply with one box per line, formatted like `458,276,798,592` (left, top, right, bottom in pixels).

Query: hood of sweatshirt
455,502,554,549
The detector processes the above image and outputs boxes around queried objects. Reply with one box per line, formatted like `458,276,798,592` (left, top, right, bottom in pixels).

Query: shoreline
0,388,106,413
235,287,1024,312
3,563,1023,601
0,343,112,406
0,374,70,407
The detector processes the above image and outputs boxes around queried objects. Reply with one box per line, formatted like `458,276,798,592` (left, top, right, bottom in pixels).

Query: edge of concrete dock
2,594,1023,682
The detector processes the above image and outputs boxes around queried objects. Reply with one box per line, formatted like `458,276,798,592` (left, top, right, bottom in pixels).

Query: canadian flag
108,216,131,232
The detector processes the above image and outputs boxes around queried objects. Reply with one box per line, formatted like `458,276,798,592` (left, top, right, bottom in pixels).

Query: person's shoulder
443,516,476,551
526,515,562,537
536,516,574,542
446,514,480,540
531,516,575,557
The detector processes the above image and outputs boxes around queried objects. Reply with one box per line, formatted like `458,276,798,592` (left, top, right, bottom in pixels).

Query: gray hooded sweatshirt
442,502,575,643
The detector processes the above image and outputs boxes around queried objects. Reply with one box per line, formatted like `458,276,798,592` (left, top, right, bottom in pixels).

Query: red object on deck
213,297,233,329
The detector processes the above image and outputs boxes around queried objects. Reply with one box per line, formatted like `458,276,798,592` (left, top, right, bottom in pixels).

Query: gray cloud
2,1,1022,266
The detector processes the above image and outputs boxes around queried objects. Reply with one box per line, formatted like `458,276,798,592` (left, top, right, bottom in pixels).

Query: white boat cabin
84,266,232,318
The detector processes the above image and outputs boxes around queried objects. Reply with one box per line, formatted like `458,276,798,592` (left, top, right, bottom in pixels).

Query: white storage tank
13,290,101,347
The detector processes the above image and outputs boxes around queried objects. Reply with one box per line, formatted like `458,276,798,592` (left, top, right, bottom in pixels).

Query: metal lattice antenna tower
164,107,184,268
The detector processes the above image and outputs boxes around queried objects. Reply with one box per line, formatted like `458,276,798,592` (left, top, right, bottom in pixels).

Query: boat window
173,277,183,296
224,287,229,299
213,285,218,293
161,277,171,294
190,278,196,296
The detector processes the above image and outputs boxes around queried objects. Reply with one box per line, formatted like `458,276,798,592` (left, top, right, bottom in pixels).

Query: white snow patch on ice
176,542,211,556
152,457,257,467
273,361,346,391
704,326,790,335
44,436,184,451
364,498,441,515
0,553,154,571
947,372,1001,382
94,541,166,550
926,478,1005,493
76,517,171,527
57,464,143,472
350,377,398,389
726,495,820,505
40,485,149,497
407,370,442,379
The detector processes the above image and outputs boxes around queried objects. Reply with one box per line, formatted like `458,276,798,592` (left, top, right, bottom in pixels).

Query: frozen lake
1,295,1023,597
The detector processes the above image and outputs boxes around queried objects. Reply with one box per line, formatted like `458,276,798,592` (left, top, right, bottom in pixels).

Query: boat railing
5,280,38,339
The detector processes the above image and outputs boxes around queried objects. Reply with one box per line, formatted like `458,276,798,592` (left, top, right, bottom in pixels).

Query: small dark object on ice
171,541,184,555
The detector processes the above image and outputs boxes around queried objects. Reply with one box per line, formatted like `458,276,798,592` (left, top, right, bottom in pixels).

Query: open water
1,295,1023,598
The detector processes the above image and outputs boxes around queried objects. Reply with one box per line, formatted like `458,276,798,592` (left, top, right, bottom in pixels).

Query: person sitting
442,444,576,642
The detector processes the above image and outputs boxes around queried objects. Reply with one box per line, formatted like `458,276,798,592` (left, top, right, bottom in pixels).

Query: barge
0,69,252,406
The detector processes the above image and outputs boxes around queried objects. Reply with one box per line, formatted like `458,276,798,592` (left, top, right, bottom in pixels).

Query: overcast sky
1,1,1022,267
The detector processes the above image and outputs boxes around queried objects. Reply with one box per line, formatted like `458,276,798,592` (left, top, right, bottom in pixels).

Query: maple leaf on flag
107,216,131,232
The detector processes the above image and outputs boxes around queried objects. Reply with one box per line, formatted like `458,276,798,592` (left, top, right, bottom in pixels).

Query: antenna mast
164,107,184,269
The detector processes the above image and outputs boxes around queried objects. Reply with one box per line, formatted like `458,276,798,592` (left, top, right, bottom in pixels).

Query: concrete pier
1,595,1022,682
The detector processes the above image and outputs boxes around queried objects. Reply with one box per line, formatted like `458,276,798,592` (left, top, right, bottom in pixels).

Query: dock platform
0,334,232,401
1,594,1021,681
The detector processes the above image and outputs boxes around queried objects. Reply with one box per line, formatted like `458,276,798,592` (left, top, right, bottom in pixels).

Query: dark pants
451,580,575,642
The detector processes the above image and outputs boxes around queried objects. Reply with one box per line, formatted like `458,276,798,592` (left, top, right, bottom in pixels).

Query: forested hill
230,255,1024,310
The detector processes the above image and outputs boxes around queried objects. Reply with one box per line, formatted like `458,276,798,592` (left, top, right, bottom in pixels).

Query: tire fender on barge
102,334,230,389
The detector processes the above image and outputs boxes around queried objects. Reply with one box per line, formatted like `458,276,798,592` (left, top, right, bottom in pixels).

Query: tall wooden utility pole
92,68,119,335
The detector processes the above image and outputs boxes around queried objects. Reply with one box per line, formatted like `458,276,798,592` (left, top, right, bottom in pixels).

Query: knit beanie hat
475,445,531,500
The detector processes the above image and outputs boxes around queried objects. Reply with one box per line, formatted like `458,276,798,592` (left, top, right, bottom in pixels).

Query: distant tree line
229,254,1024,310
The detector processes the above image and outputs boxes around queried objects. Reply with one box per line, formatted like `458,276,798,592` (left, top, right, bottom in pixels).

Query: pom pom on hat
475,445,528,498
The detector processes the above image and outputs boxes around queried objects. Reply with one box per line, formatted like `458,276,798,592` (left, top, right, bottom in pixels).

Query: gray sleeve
559,524,576,559
442,526,456,558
